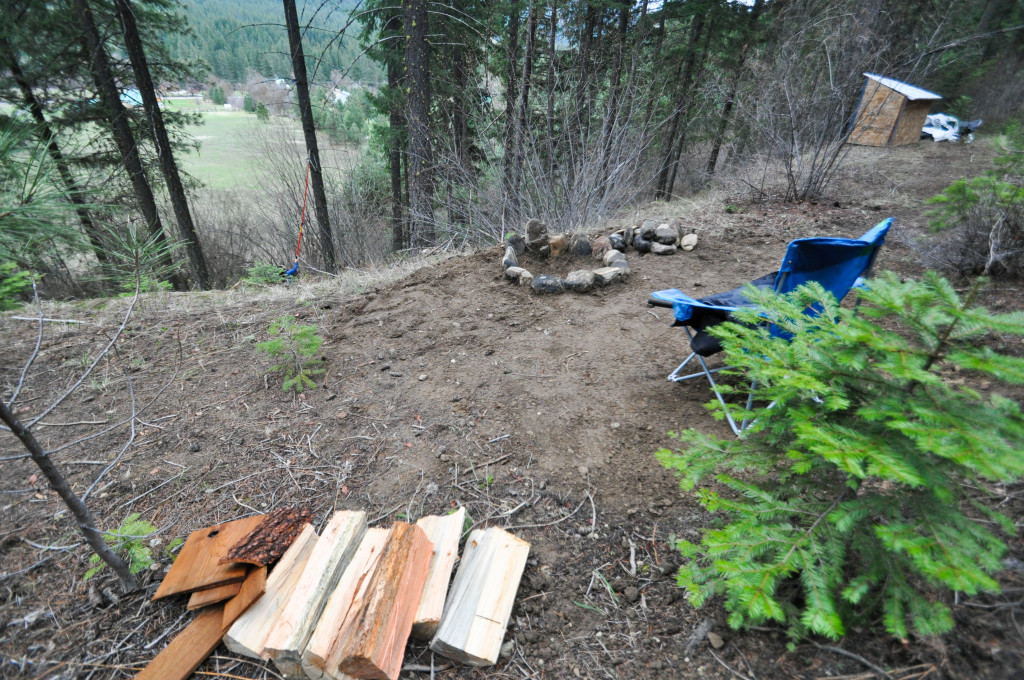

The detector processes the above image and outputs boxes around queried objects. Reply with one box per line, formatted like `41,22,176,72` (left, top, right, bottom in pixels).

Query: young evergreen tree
658,274,1024,641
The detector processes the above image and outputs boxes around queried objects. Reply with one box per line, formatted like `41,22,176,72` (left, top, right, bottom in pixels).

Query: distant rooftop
864,73,942,101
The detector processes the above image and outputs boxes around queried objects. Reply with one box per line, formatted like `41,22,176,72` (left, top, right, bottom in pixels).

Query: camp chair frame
650,218,893,436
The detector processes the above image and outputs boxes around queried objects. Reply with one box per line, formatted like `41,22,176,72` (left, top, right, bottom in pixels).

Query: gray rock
622,226,635,247
609,259,631,277
681,233,698,251
651,242,676,255
525,218,549,248
609,233,626,252
507,233,527,257
603,249,627,266
500,640,515,659
633,233,652,254
505,266,528,282
623,586,640,603
532,275,566,294
593,267,623,286
655,223,680,245
569,233,592,258
593,236,612,259
502,245,518,269
519,270,534,287
565,269,595,292
639,220,658,240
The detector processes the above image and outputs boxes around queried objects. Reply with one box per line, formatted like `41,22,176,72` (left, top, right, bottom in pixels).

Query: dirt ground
2,141,1022,680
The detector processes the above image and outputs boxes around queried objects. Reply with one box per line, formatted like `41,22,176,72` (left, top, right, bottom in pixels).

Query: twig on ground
709,649,754,680
810,641,893,680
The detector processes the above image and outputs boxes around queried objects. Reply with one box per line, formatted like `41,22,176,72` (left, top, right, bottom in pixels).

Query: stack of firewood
136,505,529,680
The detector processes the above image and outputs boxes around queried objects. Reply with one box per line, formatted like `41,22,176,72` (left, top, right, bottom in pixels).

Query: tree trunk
513,2,537,216
2,38,107,264
284,0,337,272
384,13,406,253
598,4,629,198
0,400,137,593
113,0,210,289
503,3,521,230
546,3,557,179
73,0,179,287
656,12,705,199
403,0,434,247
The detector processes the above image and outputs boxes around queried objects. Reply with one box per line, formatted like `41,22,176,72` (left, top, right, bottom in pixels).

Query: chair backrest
766,218,892,339
772,218,892,299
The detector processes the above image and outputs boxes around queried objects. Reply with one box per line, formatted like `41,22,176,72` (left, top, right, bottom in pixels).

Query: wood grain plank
152,515,265,600
135,606,225,680
186,581,241,610
334,522,433,680
302,528,390,680
223,565,267,628
429,527,530,666
223,523,319,659
411,507,465,639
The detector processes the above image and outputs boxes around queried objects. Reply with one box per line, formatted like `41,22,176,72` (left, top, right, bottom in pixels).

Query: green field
164,98,266,190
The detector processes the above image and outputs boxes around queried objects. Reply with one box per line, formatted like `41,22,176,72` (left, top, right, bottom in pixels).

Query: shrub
256,316,325,392
0,262,31,310
243,260,284,286
84,513,157,580
657,273,1024,642
256,102,270,123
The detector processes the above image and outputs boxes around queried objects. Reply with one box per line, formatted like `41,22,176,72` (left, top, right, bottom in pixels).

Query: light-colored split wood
301,528,390,680
429,527,530,666
334,522,434,680
223,523,318,659
411,507,466,640
261,510,367,678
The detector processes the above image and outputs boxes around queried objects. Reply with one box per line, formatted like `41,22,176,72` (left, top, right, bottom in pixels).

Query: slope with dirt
1,142,1021,680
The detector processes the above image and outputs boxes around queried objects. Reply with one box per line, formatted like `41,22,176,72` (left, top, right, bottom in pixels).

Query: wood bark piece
412,507,466,639
262,511,367,677
152,515,265,600
429,527,531,666
223,565,267,626
223,523,318,659
334,522,434,680
221,506,313,566
301,528,390,680
136,565,267,680
186,581,241,610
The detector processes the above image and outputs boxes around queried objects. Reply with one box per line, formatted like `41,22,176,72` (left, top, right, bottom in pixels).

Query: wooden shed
849,73,942,147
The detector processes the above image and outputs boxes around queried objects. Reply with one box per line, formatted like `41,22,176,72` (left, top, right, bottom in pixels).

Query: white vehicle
921,113,982,143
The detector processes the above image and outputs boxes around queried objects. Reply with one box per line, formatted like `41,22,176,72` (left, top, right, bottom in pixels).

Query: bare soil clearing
2,142,1022,679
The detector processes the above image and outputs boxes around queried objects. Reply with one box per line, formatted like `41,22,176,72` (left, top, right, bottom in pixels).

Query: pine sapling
256,316,325,392
657,272,1024,642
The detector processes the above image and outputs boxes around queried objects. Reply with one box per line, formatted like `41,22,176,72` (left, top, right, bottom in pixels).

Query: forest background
1,0,1023,296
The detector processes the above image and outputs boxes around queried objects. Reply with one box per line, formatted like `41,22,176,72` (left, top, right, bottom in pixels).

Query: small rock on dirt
603,249,627,266
609,233,626,252
681,233,698,251
505,266,528,282
655,223,680,245
593,267,623,286
623,586,640,603
569,233,592,257
651,242,677,255
507,233,527,256
532,275,566,294
526,218,549,248
502,245,518,269
707,631,725,649
566,269,595,292
548,234,567,257
500,641,515,659
592,236,612,259
519,270,535,287
418,374,427,381
639,220,658,240
633,233,652,254
623,226,635,247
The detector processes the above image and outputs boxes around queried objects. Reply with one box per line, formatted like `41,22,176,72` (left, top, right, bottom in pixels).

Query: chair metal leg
668,328,751,437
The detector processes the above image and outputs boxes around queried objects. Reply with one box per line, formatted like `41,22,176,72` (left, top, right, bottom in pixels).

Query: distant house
849,73,942,147
332,88,351,105
227,95,244,110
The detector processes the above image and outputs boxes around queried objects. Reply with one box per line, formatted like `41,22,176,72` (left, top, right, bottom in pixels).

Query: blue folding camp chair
648,218,893,435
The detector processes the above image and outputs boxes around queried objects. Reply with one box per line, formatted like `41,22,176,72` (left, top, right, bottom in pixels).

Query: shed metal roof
864,73,942,101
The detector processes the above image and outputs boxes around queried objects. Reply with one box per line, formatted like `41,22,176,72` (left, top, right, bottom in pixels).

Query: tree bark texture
502,3,521,229
656,12,706,199
0,400,137,593
384,13,406,252
284,0,337,272
404,0,434,247
73,0,178,285
513,2,537,217
113,0,210,288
